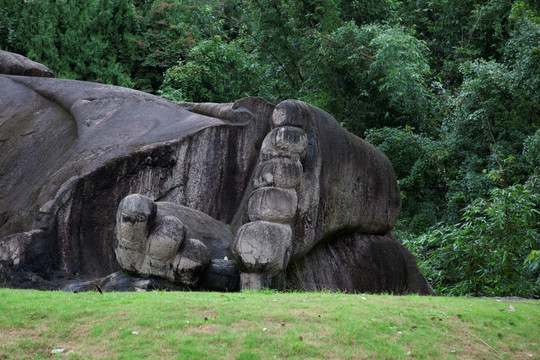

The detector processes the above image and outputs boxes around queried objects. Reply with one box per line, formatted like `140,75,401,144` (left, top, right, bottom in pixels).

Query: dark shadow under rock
285,232,434,295
62,271,186,292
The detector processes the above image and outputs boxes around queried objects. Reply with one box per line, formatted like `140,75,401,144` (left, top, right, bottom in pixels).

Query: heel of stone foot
232,100,310,289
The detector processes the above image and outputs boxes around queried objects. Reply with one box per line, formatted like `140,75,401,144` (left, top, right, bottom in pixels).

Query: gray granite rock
0,51,433,294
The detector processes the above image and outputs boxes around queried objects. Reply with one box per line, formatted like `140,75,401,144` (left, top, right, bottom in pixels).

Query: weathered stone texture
233,221,292,275
252,158,303,189
114,194,232,287
0,50,55,77
231,100,402,265
0,72,273,281
285,232,433,294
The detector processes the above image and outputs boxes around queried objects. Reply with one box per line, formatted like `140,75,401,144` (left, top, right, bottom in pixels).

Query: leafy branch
309,29,377,62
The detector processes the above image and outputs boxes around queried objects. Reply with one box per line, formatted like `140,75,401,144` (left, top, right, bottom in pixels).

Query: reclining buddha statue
0,50,432,294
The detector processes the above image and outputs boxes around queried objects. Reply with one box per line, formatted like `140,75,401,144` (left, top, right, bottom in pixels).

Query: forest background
0,0,538,298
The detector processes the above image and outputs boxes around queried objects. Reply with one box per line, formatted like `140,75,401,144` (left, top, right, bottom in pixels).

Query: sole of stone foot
232,100,402,290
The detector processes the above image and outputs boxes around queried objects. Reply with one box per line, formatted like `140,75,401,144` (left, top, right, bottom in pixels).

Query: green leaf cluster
160,36,268,102
0,0,137,86
404,180,540,297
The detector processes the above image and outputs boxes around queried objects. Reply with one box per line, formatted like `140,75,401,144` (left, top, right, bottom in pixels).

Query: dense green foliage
0,0,137,86
404,179,540,297
1,0,538,297
160,36,267,102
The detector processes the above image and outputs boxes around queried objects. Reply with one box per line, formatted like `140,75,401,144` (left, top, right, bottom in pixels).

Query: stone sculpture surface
0,50,433,294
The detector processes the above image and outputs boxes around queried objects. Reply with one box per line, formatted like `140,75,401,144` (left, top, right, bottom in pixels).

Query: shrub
404,178,540,297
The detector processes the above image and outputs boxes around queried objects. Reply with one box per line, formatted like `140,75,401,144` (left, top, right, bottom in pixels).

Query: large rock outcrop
0,50,433,294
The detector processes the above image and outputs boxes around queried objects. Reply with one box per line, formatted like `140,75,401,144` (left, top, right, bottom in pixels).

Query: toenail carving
247,187,298,223
233,221,291,275
260,126,308,160
252,158,303,189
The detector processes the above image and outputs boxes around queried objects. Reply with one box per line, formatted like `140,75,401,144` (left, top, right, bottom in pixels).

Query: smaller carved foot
114,194,211,286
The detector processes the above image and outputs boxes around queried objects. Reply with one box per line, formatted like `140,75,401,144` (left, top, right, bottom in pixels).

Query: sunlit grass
0,289,538,359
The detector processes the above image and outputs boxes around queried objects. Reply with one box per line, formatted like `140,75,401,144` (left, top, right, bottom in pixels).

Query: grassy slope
0,289,538,359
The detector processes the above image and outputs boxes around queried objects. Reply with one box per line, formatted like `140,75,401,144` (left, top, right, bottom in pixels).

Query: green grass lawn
0,289,538,359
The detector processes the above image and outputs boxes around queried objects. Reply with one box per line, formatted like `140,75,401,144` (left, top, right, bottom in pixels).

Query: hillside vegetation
0,0,538,297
